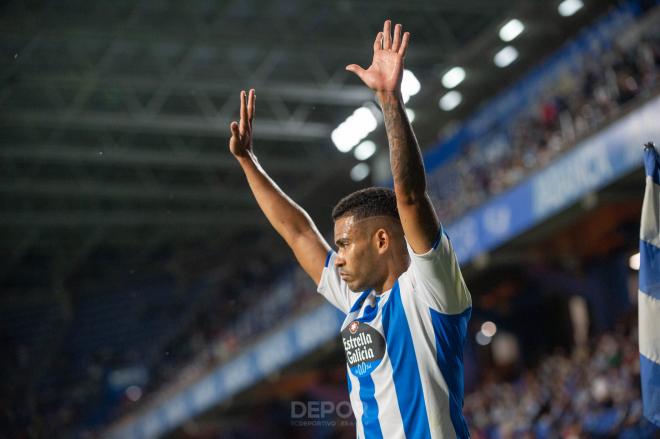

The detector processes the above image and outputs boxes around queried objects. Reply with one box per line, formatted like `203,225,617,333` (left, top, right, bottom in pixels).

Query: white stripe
370,350,405,438
640,177,660,247
399,272,457,438
639,290,660,364
347,368,366,439
357,293,405,438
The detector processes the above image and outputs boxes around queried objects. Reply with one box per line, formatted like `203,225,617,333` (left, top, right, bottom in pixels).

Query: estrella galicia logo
341,321,385,377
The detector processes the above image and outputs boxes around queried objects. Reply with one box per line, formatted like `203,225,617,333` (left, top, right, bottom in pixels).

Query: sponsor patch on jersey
341,320,385,377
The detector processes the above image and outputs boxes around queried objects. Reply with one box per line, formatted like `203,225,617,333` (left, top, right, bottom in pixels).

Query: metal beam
15,75,376,106
0,144,332,174
0,27,454,61
0,210,267,227
0,111,332,141
0,179,253,205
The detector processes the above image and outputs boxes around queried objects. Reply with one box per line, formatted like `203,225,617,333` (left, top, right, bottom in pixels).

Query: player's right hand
229,89,255,158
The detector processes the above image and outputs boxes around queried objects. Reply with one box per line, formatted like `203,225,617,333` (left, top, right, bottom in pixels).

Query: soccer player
229,20,472,439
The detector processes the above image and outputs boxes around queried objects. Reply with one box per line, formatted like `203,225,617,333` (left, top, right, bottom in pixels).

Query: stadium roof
0,0,621,299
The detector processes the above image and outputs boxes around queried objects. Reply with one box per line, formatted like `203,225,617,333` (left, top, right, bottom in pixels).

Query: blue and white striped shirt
318,228,472,438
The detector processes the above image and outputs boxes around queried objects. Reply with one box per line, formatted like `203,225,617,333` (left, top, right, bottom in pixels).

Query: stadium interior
1,0,660,437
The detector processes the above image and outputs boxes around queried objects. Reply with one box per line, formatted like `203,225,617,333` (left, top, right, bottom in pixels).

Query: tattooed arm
346,20,439,253
378,92,439,253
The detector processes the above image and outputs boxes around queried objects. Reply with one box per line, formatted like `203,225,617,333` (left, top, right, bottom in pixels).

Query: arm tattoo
380,94,426,201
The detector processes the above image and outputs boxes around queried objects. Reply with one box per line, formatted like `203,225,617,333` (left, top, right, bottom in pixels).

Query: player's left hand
346,20,410,95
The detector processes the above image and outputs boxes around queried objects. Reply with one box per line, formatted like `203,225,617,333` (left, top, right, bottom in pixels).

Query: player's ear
375,228,389,254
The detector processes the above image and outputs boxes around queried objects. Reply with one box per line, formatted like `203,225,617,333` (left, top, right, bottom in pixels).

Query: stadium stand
464,320,657,438
429,8,660,223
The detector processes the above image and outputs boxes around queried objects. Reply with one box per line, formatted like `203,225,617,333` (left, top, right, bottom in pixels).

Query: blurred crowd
123,249,320,420
431,25,660,222
465,321,657,438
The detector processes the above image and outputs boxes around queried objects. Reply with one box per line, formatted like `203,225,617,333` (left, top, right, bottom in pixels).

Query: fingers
382,20,407,54
239,90,248,136
373,32,383,52
392,23,402,52
383,20,392,50
346,64,367,81
247,89,255,125
398,31,410,57
230,121,240,137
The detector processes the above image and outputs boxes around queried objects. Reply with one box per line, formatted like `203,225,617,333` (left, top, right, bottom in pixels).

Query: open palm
346,20,410,94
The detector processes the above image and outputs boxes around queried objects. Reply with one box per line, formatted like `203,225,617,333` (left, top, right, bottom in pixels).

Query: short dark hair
331,187,400,222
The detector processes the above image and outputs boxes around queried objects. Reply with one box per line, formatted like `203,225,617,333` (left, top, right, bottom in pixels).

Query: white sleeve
406,227,472,314
316,251,352,313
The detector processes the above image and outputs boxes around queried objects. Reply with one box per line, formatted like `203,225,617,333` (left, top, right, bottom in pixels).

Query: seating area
465,318,656,438
430,16,659,223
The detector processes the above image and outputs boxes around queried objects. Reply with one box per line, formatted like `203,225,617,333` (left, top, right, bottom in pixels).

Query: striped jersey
317,228,472,438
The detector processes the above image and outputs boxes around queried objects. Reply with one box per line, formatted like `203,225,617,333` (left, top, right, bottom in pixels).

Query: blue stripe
381,281,432,439
431,225,444,250
640,354,660,428
429,307,472,439
350,290,372,313
640,239,660,301
359,295,381,323
644,144,660,186
357,373,383,439
325,250,333,268
347,370,352,394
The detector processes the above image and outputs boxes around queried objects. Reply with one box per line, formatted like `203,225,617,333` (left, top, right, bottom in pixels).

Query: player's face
333,215,383,292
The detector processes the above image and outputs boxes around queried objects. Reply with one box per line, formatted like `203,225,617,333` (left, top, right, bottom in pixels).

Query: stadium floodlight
441,66,466,89
126,385,143,402
494,45,518,68
558,0,583,17
481,321,498,337
405,108,416,123
475,330,492,346
354,140,377,161
331,106,378,153
499,19,524,42
401,69,421,103
439,90,462,111
629,252,640,270
350,162,370,181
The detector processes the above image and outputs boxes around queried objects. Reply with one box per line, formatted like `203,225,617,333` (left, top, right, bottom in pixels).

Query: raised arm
346,20,439,253
229,89,330,284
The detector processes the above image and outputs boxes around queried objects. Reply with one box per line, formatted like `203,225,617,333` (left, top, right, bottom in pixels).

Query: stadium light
475,330,492,346
629,252,640,271
350,163,370,181
406,108,416,123
126,385,143,402
354,140,377,161
494,46,518,68
401,69,421,103
441,66,466,89
331,106,378,152
499,19,524,42
439,90,462,111
558,0,583,17
481,321,497,337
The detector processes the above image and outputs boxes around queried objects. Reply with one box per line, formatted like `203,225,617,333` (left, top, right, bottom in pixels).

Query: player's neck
373,257,409,295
